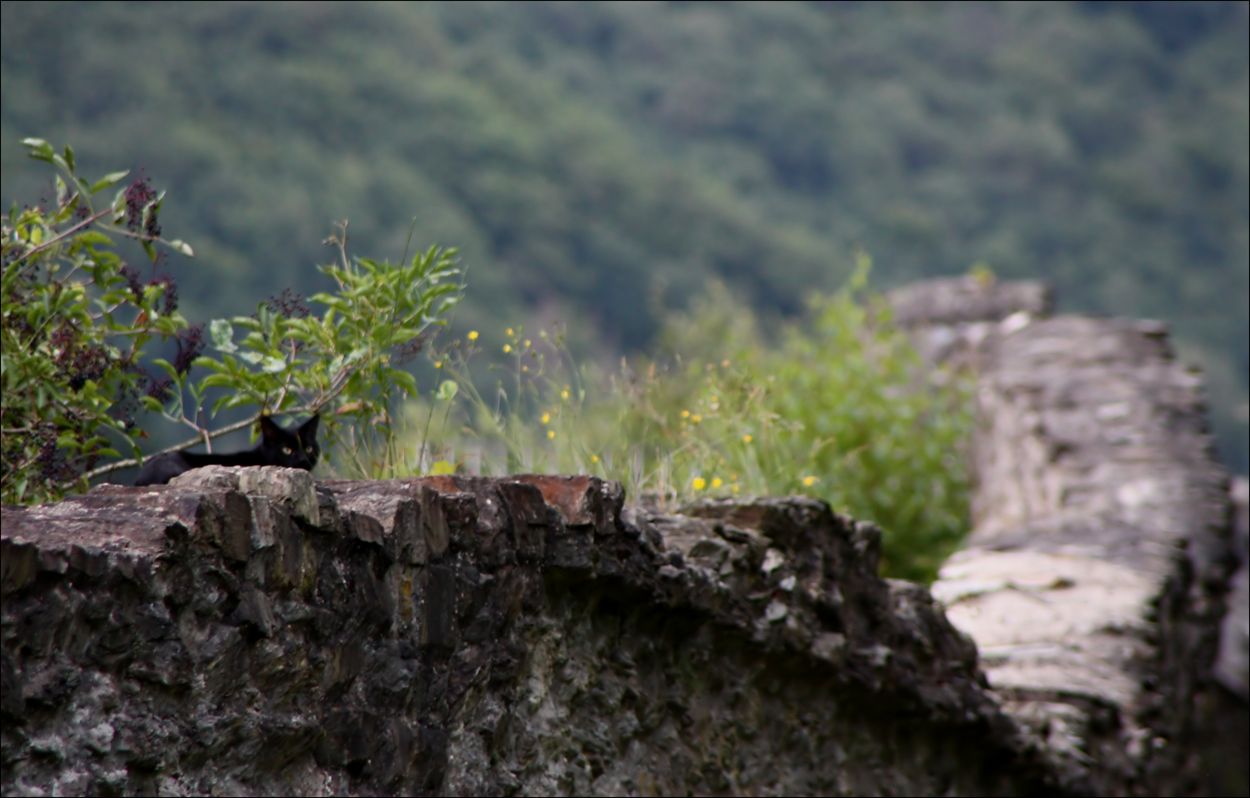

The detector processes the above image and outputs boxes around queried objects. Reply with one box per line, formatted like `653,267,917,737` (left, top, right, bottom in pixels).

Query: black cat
133,414,320,486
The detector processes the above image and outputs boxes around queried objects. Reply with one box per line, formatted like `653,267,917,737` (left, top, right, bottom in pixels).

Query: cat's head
296,414,321,468
258,414,321,471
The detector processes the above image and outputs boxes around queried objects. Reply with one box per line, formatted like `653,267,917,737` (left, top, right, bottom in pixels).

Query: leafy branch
2,140,462,504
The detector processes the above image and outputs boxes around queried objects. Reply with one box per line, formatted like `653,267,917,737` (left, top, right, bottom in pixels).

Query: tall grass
348,260,971,582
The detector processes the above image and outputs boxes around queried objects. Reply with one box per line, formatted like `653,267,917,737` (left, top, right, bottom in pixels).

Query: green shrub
2,139,192,503
1,140,460,503
195,222,461,478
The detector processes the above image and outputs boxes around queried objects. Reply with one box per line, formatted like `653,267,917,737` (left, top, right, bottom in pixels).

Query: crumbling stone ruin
1,278,1244,796
893,276,1248,796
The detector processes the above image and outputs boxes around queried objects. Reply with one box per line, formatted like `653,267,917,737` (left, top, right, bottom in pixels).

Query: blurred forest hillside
2,1,1246,473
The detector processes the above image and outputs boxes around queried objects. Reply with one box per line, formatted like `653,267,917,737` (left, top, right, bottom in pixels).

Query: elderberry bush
2,140,462,504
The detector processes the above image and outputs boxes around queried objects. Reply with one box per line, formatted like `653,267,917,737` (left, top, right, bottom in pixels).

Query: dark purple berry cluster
173,324,205,375
150,274,178,315
120,265,179,315
145,376,173,404
124,177,161,238
264,288,311,320
119,265,145,304
51,327,111,392
31,422,77,483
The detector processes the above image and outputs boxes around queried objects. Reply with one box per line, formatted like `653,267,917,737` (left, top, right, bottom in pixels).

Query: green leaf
168,239,194,257
261,356,287,374
23,138,54,162
191,356,224,372
76,231,113,246
436,380,459,402
111,188,127,222
389,369,418,395
151,358,179,381
90,171,130,194
199,373,237,389
210,319,237,352
241,331,270,351
152,316,182,335
344,346,368,366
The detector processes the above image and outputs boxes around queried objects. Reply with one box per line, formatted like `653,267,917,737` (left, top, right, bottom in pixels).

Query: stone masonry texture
2,468,1065,796
894,277,1248,796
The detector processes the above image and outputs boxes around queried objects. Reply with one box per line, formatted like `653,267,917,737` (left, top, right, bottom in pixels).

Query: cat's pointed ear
300,414,320,439
258,415,282,442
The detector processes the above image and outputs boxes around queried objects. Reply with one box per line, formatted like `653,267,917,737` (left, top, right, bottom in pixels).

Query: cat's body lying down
134,414,320,486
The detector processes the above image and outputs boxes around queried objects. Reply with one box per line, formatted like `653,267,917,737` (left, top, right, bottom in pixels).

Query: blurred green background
2,0,1246,474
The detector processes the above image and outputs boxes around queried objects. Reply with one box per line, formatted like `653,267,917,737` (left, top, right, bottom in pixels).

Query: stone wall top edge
886,276,1053,326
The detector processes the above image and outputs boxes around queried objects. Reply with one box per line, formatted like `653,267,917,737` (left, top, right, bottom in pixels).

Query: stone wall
894,276,1248,796
2,469,1064,796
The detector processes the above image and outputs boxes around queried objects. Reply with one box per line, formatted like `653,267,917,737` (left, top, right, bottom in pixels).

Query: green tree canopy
2,1,1245,471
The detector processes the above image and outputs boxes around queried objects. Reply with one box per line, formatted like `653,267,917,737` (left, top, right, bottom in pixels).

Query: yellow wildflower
732,485,739,493
434,361,442,369
802,476,818,487
561,390,569,400
467,331,478,341
692,478,706,491
712,478,723,488
591,455,599,463
507,328,514,336
503,344,512,353
742,435,753,444
548,430,556,439
541,412,550,424
691,415,702,423
681,410,690,418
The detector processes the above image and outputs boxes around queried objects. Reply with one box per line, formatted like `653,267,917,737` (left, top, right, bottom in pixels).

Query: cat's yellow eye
306,447,314,453
282,446,292,455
